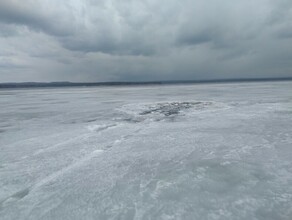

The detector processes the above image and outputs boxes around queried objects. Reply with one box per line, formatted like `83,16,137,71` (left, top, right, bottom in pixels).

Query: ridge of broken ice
116,101,228,122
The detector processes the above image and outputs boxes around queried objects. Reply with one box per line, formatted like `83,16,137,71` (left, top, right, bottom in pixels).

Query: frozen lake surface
0,82,292,220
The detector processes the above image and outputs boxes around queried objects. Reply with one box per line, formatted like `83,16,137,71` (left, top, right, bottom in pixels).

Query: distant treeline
1,78,292,89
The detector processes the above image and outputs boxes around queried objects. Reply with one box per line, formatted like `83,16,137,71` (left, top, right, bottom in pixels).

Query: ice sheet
0,82,292,219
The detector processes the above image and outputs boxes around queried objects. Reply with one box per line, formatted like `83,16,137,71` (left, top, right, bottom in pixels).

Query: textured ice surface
0,82,292,220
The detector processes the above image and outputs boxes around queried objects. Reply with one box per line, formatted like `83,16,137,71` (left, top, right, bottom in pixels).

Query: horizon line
1,77,292,89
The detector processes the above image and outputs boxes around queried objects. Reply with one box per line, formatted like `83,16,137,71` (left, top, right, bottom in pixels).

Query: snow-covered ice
0,82,292,220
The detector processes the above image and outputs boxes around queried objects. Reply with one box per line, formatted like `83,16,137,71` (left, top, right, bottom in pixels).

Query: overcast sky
0,0,292,82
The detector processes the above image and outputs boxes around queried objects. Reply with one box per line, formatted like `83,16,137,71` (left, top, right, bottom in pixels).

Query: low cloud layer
0,0,292,82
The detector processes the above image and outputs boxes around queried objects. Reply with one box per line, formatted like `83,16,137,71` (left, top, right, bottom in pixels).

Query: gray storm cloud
0,0,292,82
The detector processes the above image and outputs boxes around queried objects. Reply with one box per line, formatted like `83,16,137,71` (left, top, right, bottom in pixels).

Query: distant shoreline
1,77,292,89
